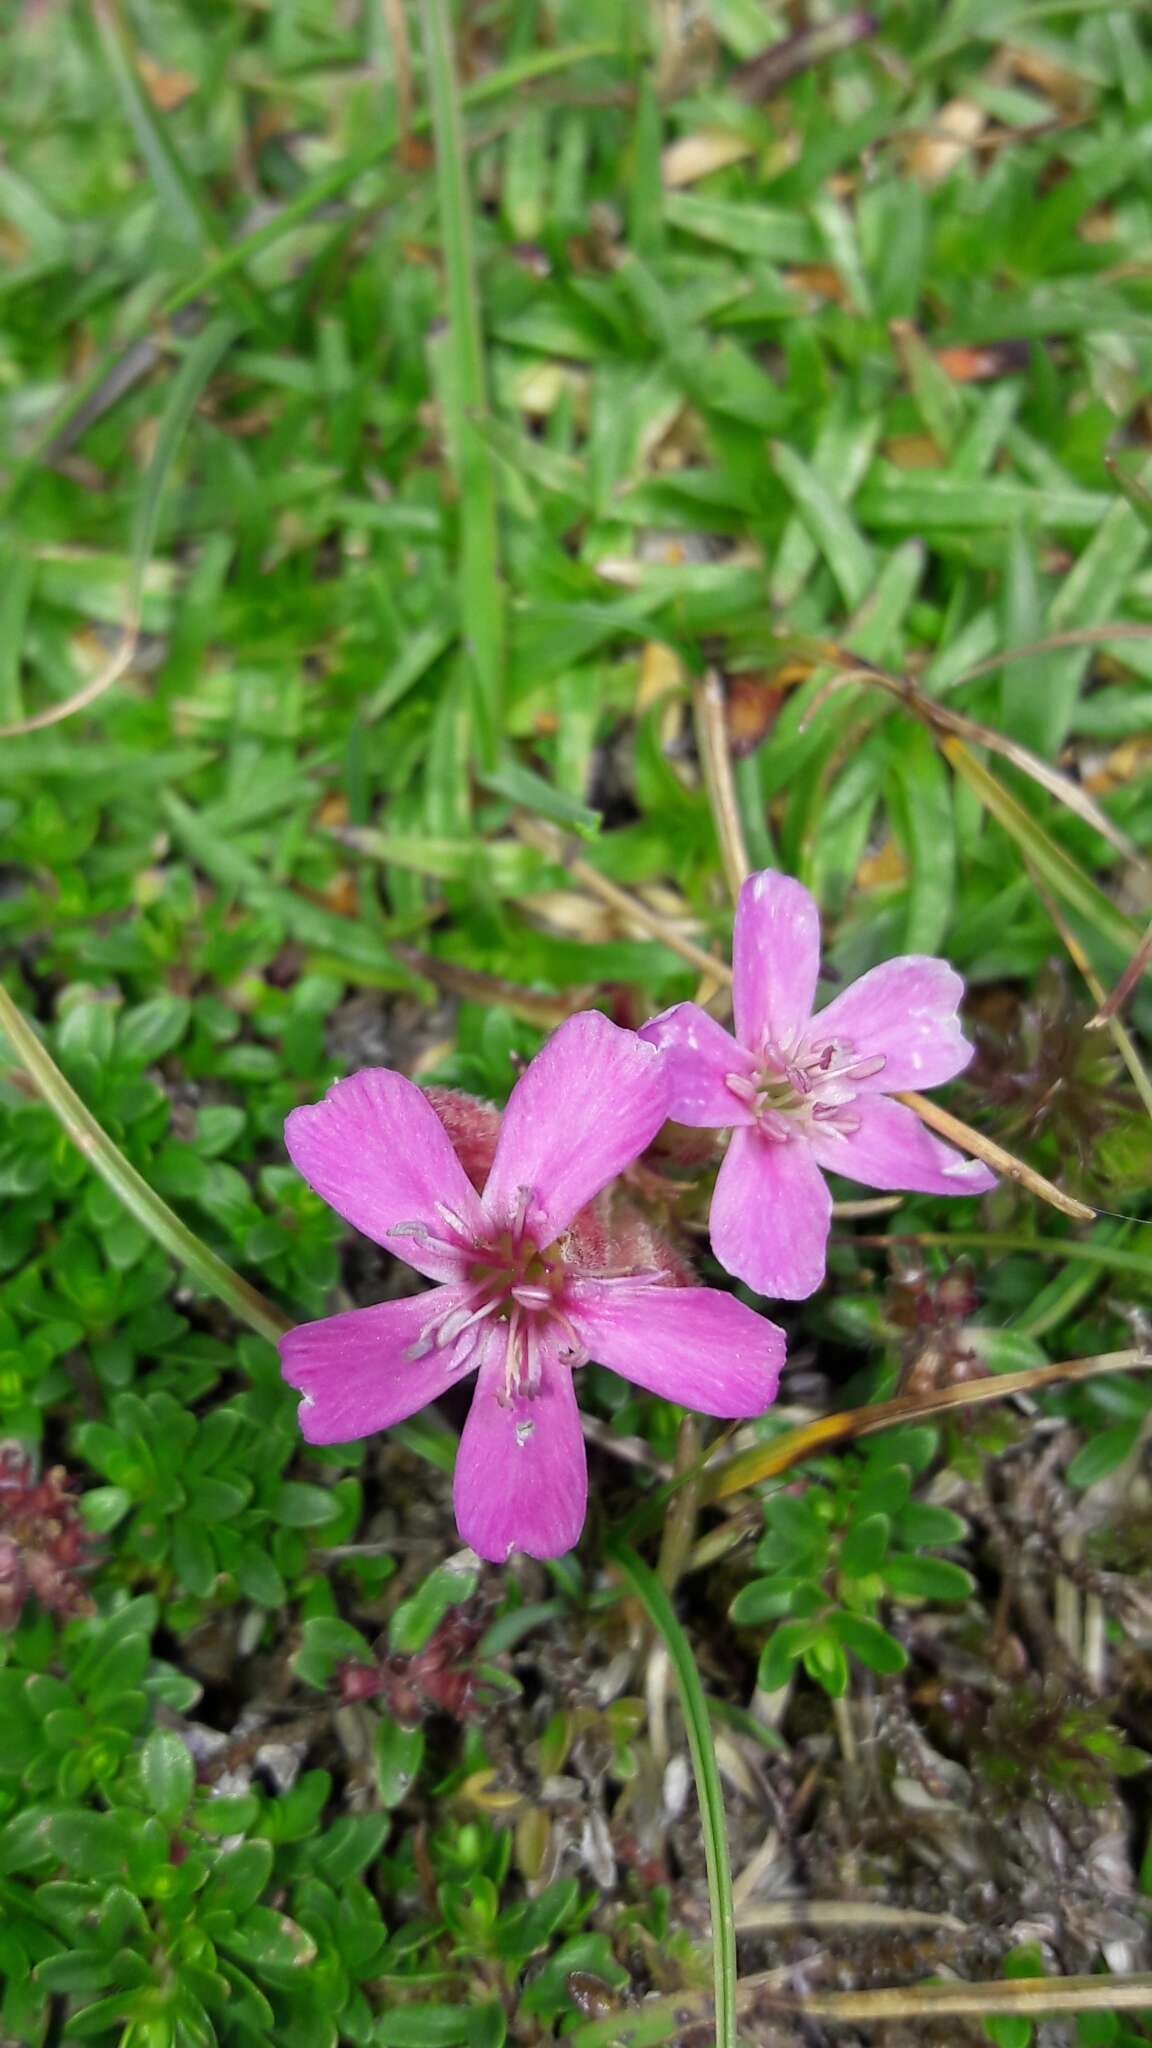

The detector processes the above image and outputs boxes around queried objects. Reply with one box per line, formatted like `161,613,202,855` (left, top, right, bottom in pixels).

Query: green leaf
388,1561,479,1656
883,1554,974,1603
204,1840,273,1915
893,1503,968,1546
762,1489,827,1560
376,2009,492,2047
480,758,601,838
376,1715,425,1810
827,1610,909,1676
80,1485,132,1534
802,1632,850,1698
294,1616,374,1690
729,1576,801,1626
839,1513,891,1578
275,1480,341,1528
170,1518,217,1597
772,439,874,608
117,995,192,1065
48,1811,130,1881
1066,1425,1140,1490
34,1949,116,1995
758,1617,820,1691
311,1813,389,1886
139,1729,194,1823
943,741,1142,958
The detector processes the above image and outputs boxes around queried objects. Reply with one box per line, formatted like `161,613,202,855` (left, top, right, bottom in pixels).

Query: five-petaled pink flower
640,871,995,1301
279,1012,786,1563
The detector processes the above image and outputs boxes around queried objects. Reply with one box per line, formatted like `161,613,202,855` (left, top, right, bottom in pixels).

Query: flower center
725,1037,886,1142
396,1194,582,1403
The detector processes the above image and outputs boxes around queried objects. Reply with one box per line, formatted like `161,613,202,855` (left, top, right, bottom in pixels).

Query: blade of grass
4,40,619,515
941,737,1143,955
421,0,505,773
0,985,289,1345
571,1965,1152,2048
789,637,1146,866
0,318,236,738
848,1230,1152,1280
0,551,35,723
703,1348,1150,1506
624,1333,1150,1555
606,1541,736,2048
92,0,272,334
1023,863,1152,1123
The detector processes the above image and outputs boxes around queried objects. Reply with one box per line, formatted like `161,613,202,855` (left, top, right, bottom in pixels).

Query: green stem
421,0,505,771
0,986,290,1347
849,1228,1152,1282
607,1541,736,2048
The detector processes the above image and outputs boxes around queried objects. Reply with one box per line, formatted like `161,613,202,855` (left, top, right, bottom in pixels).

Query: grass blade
0,318,235,737
421,0,505,772
92,0,271,333
606,1541,736,2048
0,986,289,1345
704,1350,1151,1506
942,737,1142,956
3,327,233,731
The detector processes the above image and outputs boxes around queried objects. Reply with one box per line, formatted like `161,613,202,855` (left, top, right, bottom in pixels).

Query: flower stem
0,985,291,1347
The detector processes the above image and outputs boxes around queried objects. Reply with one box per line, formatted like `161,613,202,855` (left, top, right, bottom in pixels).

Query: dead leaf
724,670,789,758
661,131,753,188
935,341,1030,383
883,433,946,470
785,264,851,304
905,98,986,187
1003,41,1086,111
857,838,907,888
135,51,197,110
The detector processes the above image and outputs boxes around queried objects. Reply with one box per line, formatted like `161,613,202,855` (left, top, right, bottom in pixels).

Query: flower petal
453,1352,587,1562
732,869,822,1054
711,1126,832,1301
567,1279,785,1416
279,1287,473,1445
638,1003,756,1128
285,1069,487,1281
810,956,974,1092
482,1011,668,1243
808,1095,997,1196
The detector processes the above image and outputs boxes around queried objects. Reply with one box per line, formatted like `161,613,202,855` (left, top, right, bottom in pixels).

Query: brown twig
786,634,1147,869
1088,916,1152,1029
896,1089,1096,1222
692,668,750,901
701,1348,1150,1507
513,816,734,983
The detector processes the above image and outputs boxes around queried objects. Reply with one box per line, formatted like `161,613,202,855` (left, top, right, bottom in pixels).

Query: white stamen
435,1201,474,1240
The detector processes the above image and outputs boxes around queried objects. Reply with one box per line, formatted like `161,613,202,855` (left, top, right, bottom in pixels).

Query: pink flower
640,871,995,1302
279,1012,786,1563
